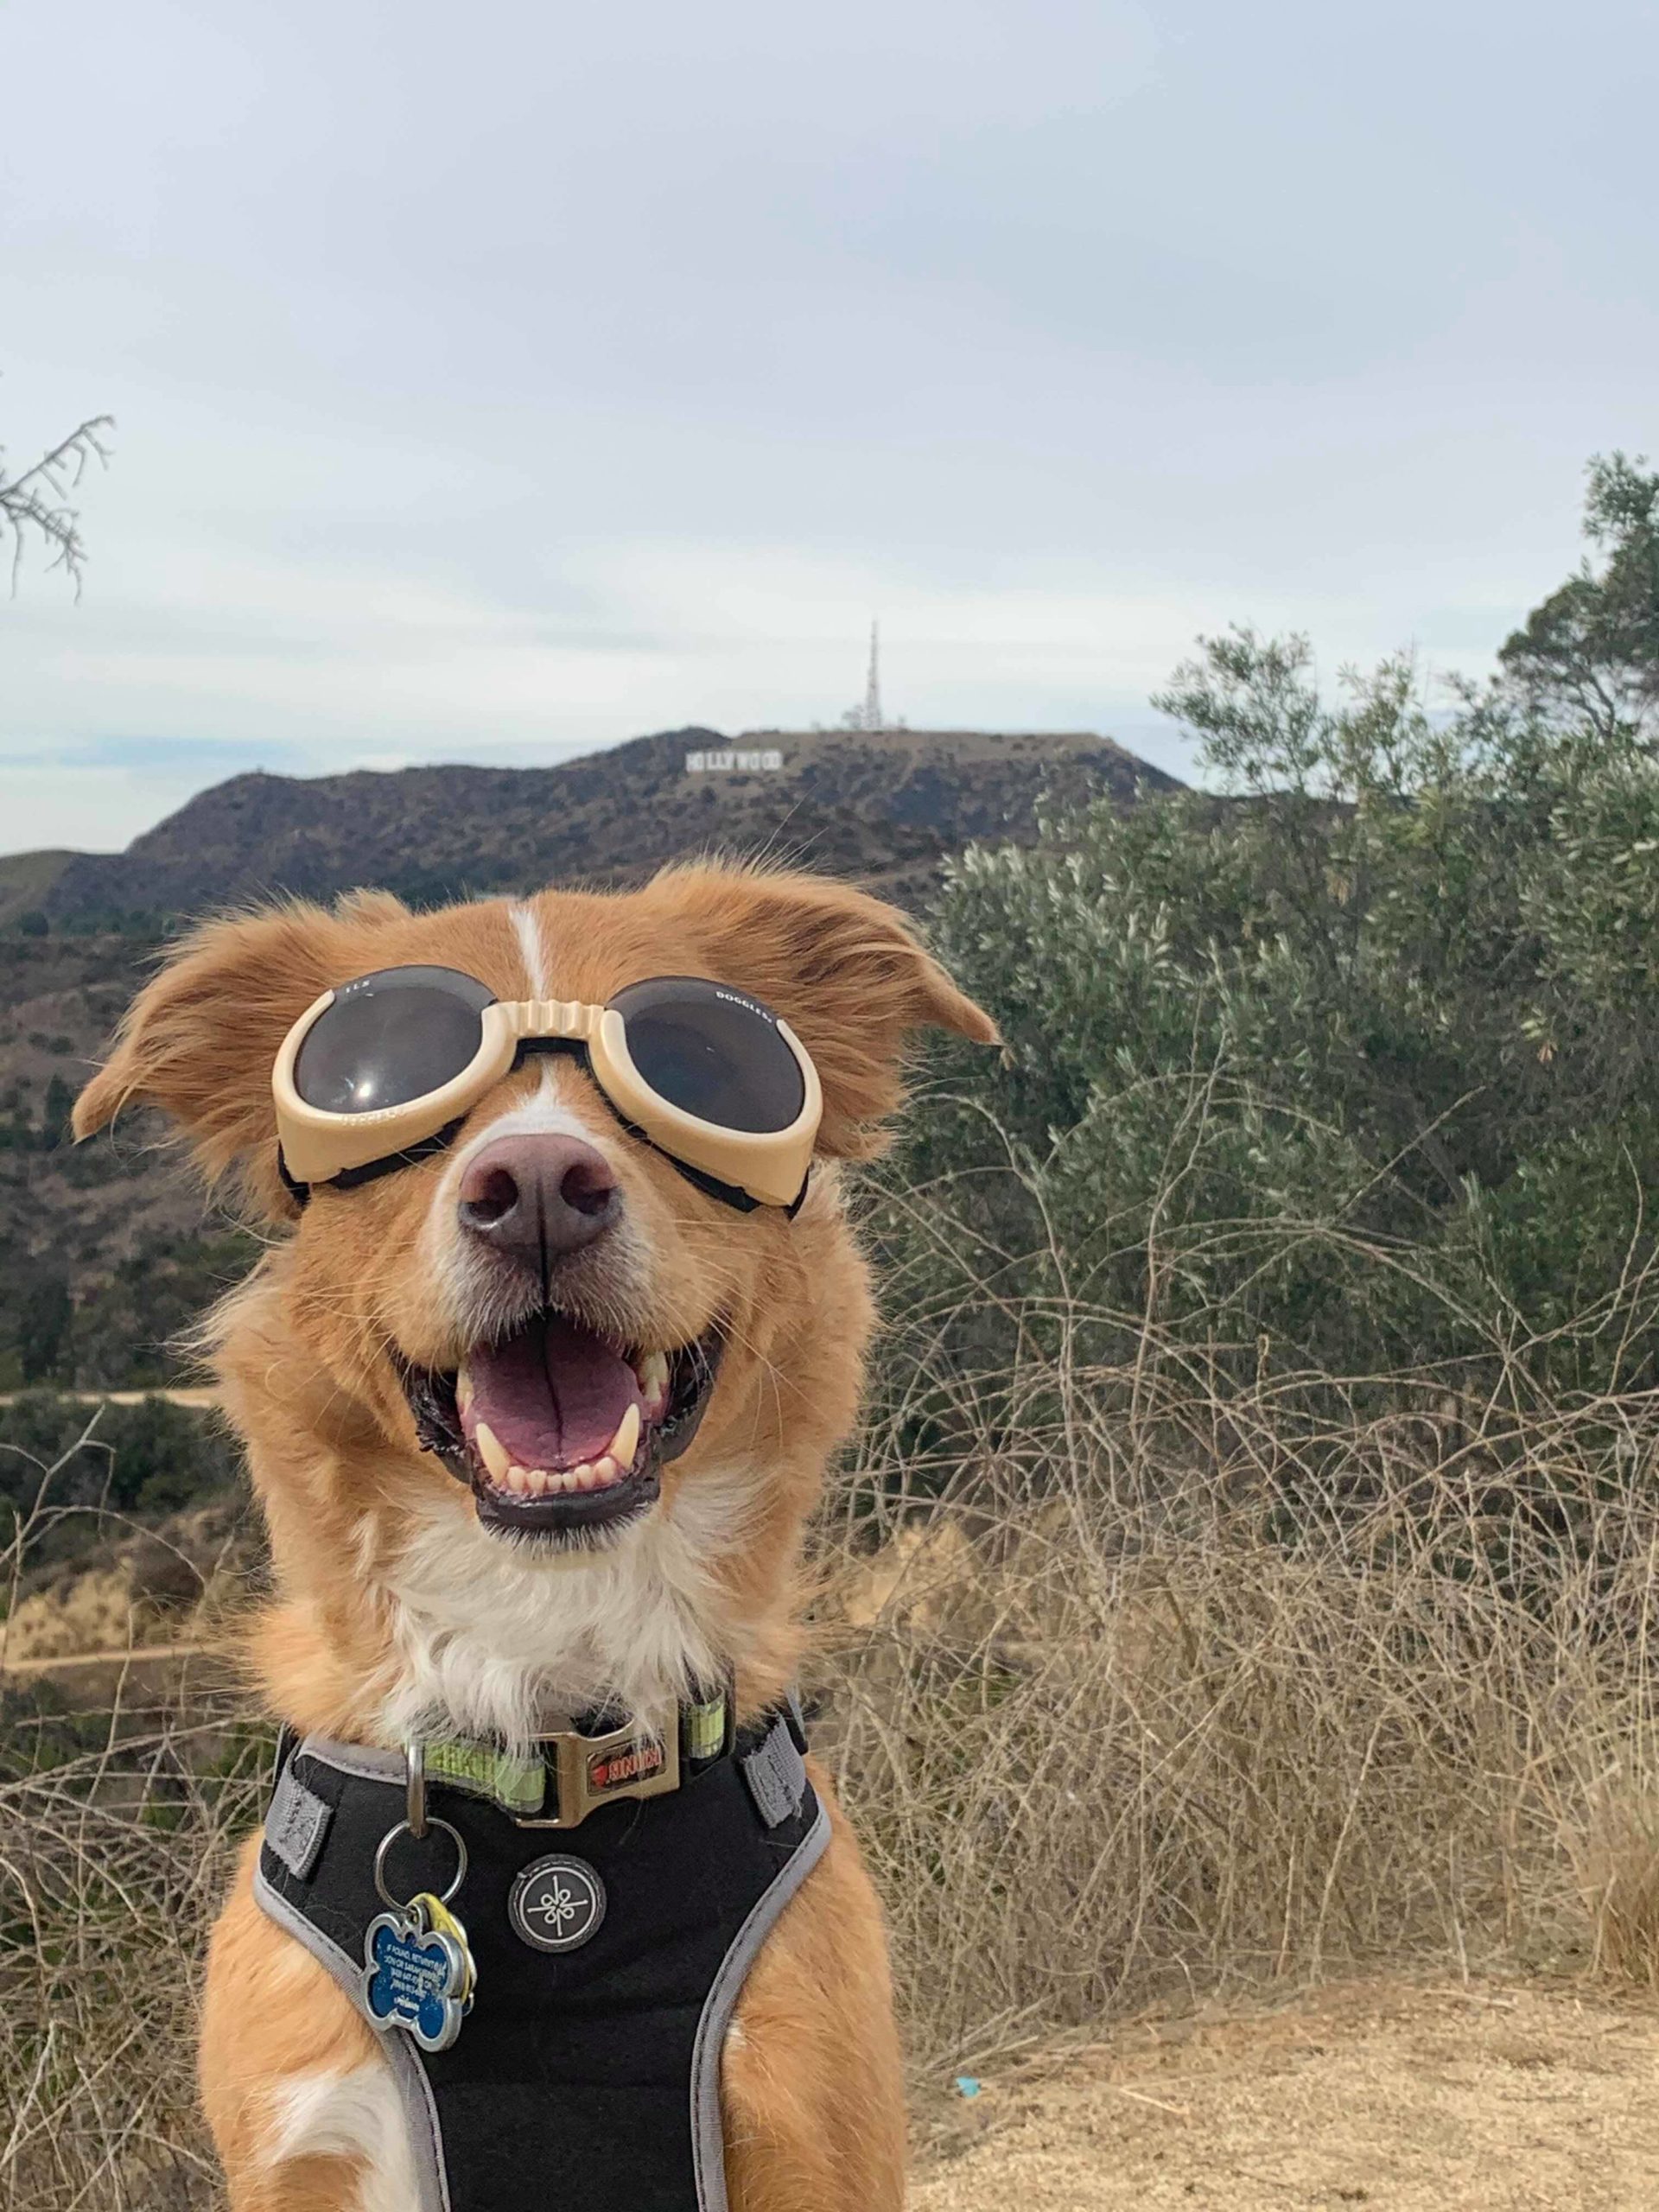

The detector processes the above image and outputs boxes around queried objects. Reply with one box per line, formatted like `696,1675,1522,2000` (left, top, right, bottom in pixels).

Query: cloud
0,734,314,773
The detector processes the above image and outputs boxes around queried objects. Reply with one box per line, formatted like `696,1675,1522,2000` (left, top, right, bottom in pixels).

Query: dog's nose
457,1134,622,1272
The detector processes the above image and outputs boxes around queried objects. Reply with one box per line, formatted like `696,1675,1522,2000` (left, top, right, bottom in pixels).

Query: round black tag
508,1854,607,1954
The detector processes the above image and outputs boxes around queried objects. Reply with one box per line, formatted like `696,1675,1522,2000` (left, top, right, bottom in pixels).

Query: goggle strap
278,1116,469,1203
327,1117,472,1190
276,1147,312,1211
278,1116,806,1216
602,1109,763,1213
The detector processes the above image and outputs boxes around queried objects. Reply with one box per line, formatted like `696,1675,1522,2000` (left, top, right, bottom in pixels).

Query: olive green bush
899,455,1659,1414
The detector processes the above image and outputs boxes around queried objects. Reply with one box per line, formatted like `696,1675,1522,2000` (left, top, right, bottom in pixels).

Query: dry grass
0,1696,263,2209
1,1437,263,2209
9,1309,1659,2203
817,1281,1659,2080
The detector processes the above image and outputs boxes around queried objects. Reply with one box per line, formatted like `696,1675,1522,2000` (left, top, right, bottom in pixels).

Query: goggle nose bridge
494,998,606,1047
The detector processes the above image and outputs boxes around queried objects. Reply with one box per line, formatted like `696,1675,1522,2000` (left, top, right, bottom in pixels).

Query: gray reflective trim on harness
294,1732,408,1784
691,1796,830,2212
251,1861,452,2212
252,1710,825,2212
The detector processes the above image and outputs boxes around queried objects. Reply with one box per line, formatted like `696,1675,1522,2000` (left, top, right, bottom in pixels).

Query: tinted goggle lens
290,967,806,1137
607,977,805,1135
293,966,495,1115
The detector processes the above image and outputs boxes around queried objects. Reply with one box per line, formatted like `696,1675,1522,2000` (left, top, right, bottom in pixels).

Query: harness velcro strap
740,1721,808,1829
266,1764,332,1879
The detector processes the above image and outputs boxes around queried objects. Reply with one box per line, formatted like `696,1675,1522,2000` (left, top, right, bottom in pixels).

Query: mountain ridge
5,723,1179,930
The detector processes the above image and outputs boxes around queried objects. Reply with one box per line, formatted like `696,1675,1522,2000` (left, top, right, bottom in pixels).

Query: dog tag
361,1896,474,2053
412,1891,477,2005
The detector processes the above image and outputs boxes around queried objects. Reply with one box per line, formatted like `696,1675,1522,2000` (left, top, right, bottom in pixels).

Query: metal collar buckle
512,1717,681,1829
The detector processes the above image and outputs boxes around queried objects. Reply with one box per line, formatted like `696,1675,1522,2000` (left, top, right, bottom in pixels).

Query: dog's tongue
461,1315,643,1471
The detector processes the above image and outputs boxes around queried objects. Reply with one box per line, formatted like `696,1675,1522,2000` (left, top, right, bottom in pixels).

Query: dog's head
76,868,993,1584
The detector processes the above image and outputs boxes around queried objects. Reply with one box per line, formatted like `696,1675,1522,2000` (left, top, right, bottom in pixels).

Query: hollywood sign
684,748,785,773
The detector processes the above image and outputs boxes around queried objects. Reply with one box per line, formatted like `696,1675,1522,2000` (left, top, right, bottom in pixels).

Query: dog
75,862,995,2212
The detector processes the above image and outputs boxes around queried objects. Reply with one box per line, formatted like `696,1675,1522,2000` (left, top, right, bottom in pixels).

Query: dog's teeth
608,1404,641,1470
592,1453,620,1488
474,1421,511,1482
569,1460,597,1491
635,1350,670,1407
518,1465,548,1496
456,1368,475,1417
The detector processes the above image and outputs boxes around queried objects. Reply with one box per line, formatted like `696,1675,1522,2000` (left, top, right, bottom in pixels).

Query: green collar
423,1688,733,1829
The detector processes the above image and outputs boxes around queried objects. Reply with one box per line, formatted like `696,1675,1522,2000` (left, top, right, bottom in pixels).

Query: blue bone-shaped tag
361,1909,468,2053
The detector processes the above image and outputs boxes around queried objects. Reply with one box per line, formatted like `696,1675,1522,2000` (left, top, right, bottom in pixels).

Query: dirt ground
911,1979,1659,2210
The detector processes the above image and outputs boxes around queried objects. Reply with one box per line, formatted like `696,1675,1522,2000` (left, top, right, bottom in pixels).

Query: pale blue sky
3,0,1655,853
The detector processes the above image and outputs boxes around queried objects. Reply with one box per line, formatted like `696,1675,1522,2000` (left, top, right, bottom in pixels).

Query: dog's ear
73,903,348,1217
646,866,997,1160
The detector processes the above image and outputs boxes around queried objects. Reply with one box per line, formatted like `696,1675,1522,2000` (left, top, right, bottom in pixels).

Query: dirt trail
912,1979,1659,2210
0,1386,217,1408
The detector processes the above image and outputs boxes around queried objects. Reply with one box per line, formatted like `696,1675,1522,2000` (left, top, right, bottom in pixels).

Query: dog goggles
273,966,822,1211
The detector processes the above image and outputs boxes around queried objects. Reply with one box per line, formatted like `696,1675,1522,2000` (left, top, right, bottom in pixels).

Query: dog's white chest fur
376,1463,760,1748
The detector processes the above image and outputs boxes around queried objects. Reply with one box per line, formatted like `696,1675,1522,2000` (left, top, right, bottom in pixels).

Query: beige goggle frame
273,990,822,1211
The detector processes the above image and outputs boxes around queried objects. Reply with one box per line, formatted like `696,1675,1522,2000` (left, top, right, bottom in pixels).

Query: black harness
254,1700,827,2212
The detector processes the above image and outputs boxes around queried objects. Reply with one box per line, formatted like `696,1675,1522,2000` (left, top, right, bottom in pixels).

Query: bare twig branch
0,416,116,597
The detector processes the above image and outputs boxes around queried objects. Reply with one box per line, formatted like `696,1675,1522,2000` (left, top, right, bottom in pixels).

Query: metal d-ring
373,1816,468,1911
405,1740,428,1838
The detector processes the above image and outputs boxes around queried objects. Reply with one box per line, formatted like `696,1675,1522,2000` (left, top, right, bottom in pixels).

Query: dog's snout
457,1134,622,1270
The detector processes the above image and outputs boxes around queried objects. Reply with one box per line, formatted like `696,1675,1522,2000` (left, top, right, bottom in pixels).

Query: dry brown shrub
0,1434,261,2209
816,1303,1659,2078
1575,1788,1659,1987
2,1567,148,1666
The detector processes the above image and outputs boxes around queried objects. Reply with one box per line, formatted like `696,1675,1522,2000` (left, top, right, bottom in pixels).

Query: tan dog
76,864,993,2212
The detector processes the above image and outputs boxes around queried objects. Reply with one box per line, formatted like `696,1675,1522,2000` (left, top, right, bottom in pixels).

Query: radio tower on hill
841,619,887,733
861,619,884,733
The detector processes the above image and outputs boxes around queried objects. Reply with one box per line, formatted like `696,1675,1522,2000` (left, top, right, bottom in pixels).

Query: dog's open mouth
404,1315,722,1541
